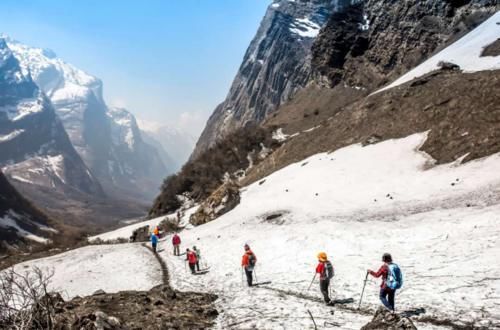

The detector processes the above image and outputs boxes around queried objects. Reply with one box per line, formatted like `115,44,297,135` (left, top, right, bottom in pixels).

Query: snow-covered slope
143,133,500,329
380,11,500,92
8,244,162,300
0,170,55,252
6,37,169,200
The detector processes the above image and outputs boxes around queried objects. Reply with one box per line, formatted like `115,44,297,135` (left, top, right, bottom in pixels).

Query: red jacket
369,264,389,289
172,234,181,245
316,262,326,279
241,250,256,269
187,251,197,264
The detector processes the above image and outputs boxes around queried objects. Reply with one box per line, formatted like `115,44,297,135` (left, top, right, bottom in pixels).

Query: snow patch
0,129,24,142
0,211,48,243
7,244,162,300
289,17,322,38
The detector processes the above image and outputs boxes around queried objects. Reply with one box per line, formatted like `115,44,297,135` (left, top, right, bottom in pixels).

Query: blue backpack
386,263,403,290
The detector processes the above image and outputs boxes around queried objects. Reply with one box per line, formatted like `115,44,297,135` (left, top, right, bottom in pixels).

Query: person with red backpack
316,252,335,305
367,253,403,312
241,244,257,286
186,248,198,274
172,233,181,256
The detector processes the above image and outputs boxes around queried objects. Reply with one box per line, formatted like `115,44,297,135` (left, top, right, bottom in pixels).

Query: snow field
157,133,500,329
7,244,163,300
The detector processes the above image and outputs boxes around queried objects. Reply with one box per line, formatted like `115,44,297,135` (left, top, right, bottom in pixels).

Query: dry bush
0,266,59,329
150,125,280,217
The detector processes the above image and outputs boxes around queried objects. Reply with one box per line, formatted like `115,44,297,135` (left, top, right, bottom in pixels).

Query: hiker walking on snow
316,252,335,305
367,253,403,312
186,248,198,274
151,233,158,253
241,244,257,286
193,246,201,271
172,233,181,256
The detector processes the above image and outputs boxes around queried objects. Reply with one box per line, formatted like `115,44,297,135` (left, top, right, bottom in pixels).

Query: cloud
176,111,207,139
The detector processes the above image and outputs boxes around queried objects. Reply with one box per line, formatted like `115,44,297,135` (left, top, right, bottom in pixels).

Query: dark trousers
320,279,330,303
196,261,200,271
173,245,180,256
380,288,395,311
245,268,253,286
189,263,196,274
152,243,157,253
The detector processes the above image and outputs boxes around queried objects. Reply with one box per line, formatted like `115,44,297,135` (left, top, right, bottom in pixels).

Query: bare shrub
0,266,59,329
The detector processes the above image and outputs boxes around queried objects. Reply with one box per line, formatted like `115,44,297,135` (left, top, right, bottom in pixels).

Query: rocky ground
48,285,218,330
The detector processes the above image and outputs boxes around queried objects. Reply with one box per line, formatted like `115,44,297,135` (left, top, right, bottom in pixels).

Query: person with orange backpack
367,253,403,311
186,248,198,274
241,244,257,286
315,252,335,305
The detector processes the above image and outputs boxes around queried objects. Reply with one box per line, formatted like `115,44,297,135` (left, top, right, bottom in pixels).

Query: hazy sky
0,0,270,137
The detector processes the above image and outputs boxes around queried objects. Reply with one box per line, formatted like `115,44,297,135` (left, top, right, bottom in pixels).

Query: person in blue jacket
151,233,159,253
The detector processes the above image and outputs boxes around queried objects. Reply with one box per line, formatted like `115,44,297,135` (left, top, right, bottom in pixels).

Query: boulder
361,307,417,330
190,181,240,226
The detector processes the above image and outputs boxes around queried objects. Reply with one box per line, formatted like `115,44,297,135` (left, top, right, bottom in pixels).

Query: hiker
316,252,335,305
172,233,181,256
186,248,198,274
367,253,403,312
241,244,257,286
151,233,158,253
193,245,201,271
153,225,160,238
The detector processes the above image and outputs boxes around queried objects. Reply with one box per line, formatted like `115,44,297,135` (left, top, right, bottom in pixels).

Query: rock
190,181,240,226
93,289,106,296
438,61,461,71
362,135,382,146
361,307,417,330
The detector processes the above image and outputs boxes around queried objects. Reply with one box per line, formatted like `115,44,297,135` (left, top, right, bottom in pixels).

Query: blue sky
0,0,270,136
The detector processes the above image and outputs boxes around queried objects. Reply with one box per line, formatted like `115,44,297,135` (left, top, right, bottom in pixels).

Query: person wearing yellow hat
315,252,335,305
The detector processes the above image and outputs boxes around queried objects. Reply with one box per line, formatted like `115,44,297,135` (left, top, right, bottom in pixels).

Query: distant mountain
6,38,170,200
137,119,196,171
0,38,103,197
0,169,55,253
191,0,341,158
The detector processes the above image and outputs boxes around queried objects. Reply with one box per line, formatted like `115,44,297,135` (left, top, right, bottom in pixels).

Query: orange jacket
153,227,159,236
241,250,257,268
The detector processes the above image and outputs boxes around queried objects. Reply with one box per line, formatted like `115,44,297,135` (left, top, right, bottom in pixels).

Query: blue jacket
151,234,158,244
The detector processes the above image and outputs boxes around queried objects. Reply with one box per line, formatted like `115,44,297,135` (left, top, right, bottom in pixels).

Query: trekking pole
358,272,369,310
241,267,244,287
307,273,317,291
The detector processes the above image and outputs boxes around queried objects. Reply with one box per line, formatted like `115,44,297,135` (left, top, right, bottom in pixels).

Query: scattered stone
93,289,106,296
361,307,417,330
437,61,461,71
362,134,383,146
259,179,266,185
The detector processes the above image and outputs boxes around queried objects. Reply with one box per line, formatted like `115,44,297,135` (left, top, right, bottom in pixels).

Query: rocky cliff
311,0,499,89
191,0,343,158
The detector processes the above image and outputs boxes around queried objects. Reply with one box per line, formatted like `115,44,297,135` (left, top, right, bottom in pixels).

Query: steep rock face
0,170,54,252
106,108,167,199
192,0,341,158
0,38,102,197
311,0,499,89
7,38,170,200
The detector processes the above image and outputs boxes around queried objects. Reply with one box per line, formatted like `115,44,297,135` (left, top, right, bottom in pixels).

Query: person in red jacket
172,233,181,256
241,244,257,286
367,253,395,311
186,248,198,274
